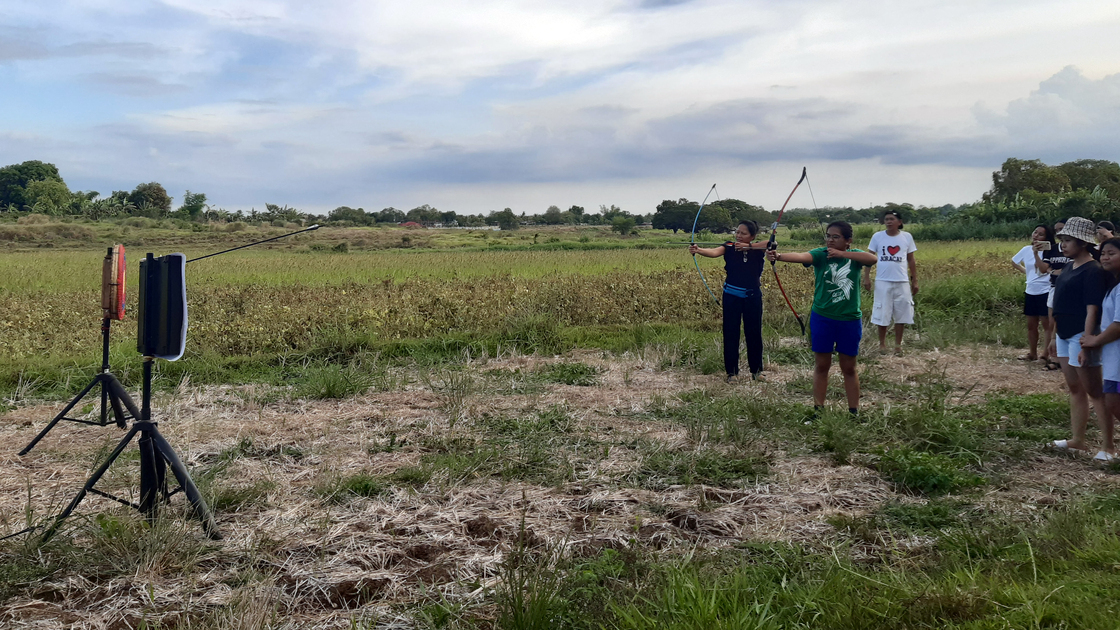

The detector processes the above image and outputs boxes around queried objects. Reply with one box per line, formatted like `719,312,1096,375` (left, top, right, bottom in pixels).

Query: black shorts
1024,292,1048,317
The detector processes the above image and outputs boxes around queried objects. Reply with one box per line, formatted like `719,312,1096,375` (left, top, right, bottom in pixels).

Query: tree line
3,156,1118,231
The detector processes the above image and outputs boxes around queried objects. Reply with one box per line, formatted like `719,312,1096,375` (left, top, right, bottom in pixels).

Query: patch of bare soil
0,344,1113,628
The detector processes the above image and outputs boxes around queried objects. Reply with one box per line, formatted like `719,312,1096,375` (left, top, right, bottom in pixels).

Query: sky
1,0,1118,216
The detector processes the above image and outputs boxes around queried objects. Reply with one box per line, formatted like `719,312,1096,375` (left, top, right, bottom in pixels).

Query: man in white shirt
861,210,919,356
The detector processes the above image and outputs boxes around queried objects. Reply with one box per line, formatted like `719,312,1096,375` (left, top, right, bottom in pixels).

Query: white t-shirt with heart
868,230,917,283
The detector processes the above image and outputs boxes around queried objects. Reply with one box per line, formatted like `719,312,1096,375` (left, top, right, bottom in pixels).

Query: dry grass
0,344,1116,627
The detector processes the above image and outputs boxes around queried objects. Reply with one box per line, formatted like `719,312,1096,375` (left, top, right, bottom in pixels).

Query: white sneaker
1093,450,1115,462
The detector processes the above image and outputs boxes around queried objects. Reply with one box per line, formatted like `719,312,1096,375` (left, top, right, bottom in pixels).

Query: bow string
690,183,722,305
766,167,815,335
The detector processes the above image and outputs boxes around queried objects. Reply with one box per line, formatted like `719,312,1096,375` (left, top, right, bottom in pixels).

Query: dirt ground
0,344,1115,628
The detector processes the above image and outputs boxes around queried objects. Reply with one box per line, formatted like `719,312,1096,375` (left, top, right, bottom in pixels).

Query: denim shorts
1056,332,1102,368
1105,380,1119,395
809,311,862,357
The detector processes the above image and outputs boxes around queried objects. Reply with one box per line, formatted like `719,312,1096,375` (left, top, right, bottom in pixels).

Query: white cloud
1,0,1119,213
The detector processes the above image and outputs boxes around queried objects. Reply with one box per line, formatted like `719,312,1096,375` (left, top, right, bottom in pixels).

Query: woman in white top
1011,225,1055,363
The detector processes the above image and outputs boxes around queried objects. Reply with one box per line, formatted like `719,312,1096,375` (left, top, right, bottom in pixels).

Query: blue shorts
1056,332,1102,368
810,311,862,357
1105,380,1120,394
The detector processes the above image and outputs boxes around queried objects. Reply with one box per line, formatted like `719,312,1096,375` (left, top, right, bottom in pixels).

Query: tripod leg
138,429,167,520
19,377,102,456
40,425,141,542
104,376,142,422
150,430,221,540
100,378,109,426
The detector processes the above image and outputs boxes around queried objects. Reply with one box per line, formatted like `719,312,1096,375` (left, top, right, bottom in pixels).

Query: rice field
6,223,1115,629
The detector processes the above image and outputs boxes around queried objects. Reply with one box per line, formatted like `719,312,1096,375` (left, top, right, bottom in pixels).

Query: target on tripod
101,245,126,321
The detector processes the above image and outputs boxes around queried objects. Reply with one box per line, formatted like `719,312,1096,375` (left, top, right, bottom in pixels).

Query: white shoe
1094,451,1115,462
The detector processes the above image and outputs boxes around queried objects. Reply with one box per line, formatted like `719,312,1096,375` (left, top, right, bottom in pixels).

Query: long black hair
1034,223,1055,247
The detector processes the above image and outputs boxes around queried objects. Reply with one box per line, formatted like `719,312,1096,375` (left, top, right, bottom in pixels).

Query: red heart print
887,245,901,255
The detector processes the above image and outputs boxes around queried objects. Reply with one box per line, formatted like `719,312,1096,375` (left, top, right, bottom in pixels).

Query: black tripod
42,357,220,541
20,318,130,456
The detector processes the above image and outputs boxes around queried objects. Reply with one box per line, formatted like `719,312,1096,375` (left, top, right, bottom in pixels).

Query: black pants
723,289,764,377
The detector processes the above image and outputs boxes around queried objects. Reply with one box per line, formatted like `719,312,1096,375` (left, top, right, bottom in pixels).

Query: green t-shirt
809,247,868,321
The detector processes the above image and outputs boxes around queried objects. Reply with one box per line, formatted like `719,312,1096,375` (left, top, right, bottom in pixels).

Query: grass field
5,220,1114,629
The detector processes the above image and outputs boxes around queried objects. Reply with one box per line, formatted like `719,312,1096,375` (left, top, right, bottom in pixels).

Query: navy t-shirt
1047,247,1071,287
722,242,765,290
1052,260,1110,339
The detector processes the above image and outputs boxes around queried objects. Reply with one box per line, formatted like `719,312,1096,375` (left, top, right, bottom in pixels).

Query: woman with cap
1011,224,1055,363
690,220,768,382
1048,217,1112,458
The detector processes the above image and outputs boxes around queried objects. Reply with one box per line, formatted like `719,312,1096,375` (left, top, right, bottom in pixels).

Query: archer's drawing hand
826,247,846,258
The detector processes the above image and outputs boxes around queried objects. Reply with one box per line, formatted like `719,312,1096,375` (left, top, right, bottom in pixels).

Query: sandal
1017,354,1038,361
1050,440,1089,455
1044,360,1061,371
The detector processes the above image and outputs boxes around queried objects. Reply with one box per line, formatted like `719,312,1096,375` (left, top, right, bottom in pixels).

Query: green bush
537,362,601,386
877,447,983,495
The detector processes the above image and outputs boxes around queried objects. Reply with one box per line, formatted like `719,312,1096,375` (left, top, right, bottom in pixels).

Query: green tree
490,208,519,230
709,199,773,227
651,198,698,233
986,158,1070,201
23,179,72,215
328,206,374,225
406,204,441,224
1059,159,1120,199
176,190,208,220
611,216,637,235
568,205,585,224
541,205,566,225
0,160,64,208
128,182,172,216
377,207,405,223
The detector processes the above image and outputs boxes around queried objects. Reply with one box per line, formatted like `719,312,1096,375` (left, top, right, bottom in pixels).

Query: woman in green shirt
767,221,878,417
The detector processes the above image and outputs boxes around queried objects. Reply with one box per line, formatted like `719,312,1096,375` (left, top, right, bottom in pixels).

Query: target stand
20,247,133,456
42,253,219,541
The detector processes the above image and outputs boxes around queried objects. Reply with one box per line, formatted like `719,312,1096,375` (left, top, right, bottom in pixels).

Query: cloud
1,0,1118,213
975,66,1120,161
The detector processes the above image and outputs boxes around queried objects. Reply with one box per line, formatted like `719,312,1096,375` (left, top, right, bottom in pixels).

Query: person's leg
1073,335,1111,454
1040,315,1053,362
722,295,742,378
1079,366,1112,454
871,281,890,352
1106,391,1120,455
1059,357,1090,451
744,290,764,377
890,282,913,354
1026,315,1040,360
838,353,860,411
813,352,832,406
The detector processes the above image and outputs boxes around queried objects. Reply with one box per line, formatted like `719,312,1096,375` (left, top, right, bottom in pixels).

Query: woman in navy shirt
690,220,768,382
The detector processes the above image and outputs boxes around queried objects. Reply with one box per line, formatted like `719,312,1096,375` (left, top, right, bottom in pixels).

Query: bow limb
766,167,808,335
691,183,721,305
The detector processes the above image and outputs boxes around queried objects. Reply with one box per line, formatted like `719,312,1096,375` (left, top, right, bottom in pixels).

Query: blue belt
723,283,752,298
